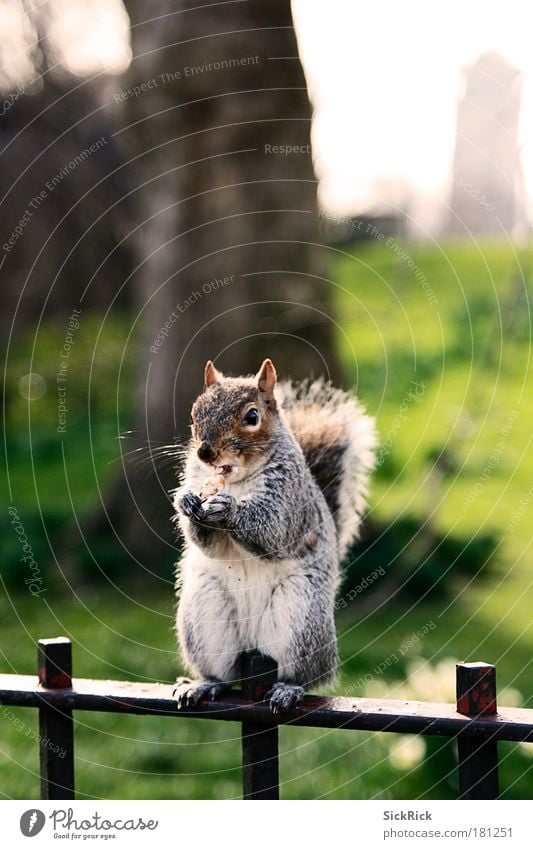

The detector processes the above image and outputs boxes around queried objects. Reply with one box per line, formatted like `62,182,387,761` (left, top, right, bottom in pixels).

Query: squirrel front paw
201,491,236,527
177,491,204,521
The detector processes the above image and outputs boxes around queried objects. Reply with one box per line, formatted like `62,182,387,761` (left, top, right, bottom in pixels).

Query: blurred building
445,52,523,237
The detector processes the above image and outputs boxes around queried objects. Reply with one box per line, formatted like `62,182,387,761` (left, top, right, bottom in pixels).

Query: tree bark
103,0,342,569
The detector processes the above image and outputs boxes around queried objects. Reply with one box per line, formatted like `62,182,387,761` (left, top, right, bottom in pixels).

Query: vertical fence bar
240,651,279,800
456,661,499,800
38,637,75,800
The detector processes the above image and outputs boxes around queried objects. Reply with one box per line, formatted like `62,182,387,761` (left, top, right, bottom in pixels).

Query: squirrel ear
256,358,277,400
204,360,223,388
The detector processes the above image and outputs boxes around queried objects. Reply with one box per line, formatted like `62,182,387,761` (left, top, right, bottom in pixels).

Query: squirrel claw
265,682,305,713
173,677,226,708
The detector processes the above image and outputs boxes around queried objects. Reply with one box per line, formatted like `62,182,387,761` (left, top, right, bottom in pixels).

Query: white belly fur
180,542,309,674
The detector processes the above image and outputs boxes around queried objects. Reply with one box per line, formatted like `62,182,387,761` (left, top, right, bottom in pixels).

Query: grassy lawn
1,238,532,798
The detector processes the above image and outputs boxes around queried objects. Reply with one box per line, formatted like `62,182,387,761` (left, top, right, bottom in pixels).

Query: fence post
240,651,279,800
38,638,75,800
456,661,499,800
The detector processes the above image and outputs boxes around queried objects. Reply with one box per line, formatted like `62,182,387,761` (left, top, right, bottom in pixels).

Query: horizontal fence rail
1,638,532,799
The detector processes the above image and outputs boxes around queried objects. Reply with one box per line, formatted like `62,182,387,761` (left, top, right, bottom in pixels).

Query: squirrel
172,358,376,713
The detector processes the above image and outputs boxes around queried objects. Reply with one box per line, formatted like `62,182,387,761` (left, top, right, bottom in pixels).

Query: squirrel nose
197,441,217,462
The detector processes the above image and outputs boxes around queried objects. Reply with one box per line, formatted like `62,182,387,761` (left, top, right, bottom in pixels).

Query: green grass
1,238,533,798
2,313,137,586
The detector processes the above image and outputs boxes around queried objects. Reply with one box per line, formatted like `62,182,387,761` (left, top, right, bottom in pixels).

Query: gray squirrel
173,358,376,713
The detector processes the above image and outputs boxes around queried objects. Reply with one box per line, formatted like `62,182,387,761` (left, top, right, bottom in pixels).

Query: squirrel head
190,359,279,482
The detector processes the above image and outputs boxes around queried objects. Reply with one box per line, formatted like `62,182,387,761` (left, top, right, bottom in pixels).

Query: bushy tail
278,379,377,559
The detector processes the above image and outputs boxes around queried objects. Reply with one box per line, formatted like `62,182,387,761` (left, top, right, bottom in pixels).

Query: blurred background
1,0,532,799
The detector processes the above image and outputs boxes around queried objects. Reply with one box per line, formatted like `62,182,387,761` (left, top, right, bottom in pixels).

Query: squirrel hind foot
173,677,227,709
266,682,305,714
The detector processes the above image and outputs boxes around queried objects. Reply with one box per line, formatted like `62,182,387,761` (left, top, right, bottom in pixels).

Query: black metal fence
1,637,533,800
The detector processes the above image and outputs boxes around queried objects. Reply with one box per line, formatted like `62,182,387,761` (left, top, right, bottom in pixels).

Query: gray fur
172,370,375,712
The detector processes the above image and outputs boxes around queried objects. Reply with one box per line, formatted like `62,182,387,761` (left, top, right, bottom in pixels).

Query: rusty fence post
38,638,75,800
240,651,279,800
456,661,499,800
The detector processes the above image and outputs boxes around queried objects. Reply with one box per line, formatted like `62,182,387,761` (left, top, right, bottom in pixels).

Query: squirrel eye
243,407,259,426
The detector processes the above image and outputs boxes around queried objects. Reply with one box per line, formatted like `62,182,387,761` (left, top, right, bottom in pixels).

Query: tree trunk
102,0,342,571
